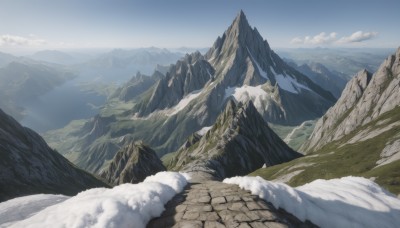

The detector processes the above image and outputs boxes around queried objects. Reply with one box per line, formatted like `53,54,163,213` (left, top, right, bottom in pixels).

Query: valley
0,2,399,227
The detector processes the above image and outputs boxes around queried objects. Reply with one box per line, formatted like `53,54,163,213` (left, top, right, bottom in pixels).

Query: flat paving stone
211,196,226,204
147,178,318,228
204,221,226,228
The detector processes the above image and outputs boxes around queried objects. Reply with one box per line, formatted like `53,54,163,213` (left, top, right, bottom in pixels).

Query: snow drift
0,172,189,228
223,176,400,228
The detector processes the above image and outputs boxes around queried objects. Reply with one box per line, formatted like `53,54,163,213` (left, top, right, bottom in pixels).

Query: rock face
289,62,348,98
168,100,301,179
100,141,166,185
0,108,107,202
134,51,214,116
301,47,400,153
111,71,163,102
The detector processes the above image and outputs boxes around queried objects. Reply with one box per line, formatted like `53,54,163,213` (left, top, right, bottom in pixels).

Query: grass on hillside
250,106,400,195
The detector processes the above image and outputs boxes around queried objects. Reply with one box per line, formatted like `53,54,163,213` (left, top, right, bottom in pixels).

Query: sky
0,0,399,54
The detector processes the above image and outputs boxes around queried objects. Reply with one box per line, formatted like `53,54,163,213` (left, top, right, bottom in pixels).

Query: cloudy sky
0,0,399,52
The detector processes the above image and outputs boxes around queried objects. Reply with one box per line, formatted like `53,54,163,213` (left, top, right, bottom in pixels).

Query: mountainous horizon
1,5,400,227
45,11,337,175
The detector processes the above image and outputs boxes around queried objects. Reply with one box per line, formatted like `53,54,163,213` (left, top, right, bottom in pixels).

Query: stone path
147,180,316,228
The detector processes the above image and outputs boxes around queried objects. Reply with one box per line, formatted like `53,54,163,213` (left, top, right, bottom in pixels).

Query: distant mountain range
277,48,394,79
46,11,336,174
0,61,74,120
287,61,347,98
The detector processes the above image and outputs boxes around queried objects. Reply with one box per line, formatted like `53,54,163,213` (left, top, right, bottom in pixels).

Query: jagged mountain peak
206,10,270,67
230,10,252,36
100,141,166,185
168,100,301,178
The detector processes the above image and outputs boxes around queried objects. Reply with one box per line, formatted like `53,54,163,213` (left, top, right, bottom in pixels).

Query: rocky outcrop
111,71,162,102
100,141,166,185
168,100,301,179
0,108,107,202
301,47,400,153
135,52,214,116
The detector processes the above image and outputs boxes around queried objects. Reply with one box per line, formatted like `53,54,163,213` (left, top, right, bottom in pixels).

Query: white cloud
290,37,303,44
337,31,378,43
291,31,378,46
0,34,47,47
291,32,337,45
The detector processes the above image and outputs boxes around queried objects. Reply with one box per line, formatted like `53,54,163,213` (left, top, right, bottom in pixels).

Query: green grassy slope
250,106,400,195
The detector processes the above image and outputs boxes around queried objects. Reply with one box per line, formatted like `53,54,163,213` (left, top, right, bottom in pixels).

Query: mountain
46,11,335,173
111,71,163,102
301,47,400,153
0,108,107,202
30,50,94,65
251,48,400,194
100,141,166,185
0,61,74,103
0,52,18,67
167,100,302,179
288,62,347,98
135,10,335,124
77,47,183,82
0,61,75,120
133,51,214,116
277,48,394,79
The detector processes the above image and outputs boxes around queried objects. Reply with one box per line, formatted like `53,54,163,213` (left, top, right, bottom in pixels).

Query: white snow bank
225,85,269,111
2,172,189,228
0,194,68,227
224,176,400,228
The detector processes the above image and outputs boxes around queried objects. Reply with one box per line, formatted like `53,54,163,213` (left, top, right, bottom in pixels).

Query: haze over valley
1,1,400,227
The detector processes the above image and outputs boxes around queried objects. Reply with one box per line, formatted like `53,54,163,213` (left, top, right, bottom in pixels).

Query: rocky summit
0,108,107,202
100,141,166,185
167,100,302,179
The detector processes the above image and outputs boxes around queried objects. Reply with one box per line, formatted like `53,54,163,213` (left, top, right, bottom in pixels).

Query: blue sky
0,0,399,52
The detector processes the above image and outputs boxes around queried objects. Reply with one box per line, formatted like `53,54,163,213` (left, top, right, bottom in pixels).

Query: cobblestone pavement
147,180,317,228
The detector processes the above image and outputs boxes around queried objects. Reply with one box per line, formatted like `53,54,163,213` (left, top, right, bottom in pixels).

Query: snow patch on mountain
246,47,269,80
1,172,190,228
269,66,311,94
224,85,269,110
168,89,203,116
224,176,400,228
197,126,212,136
